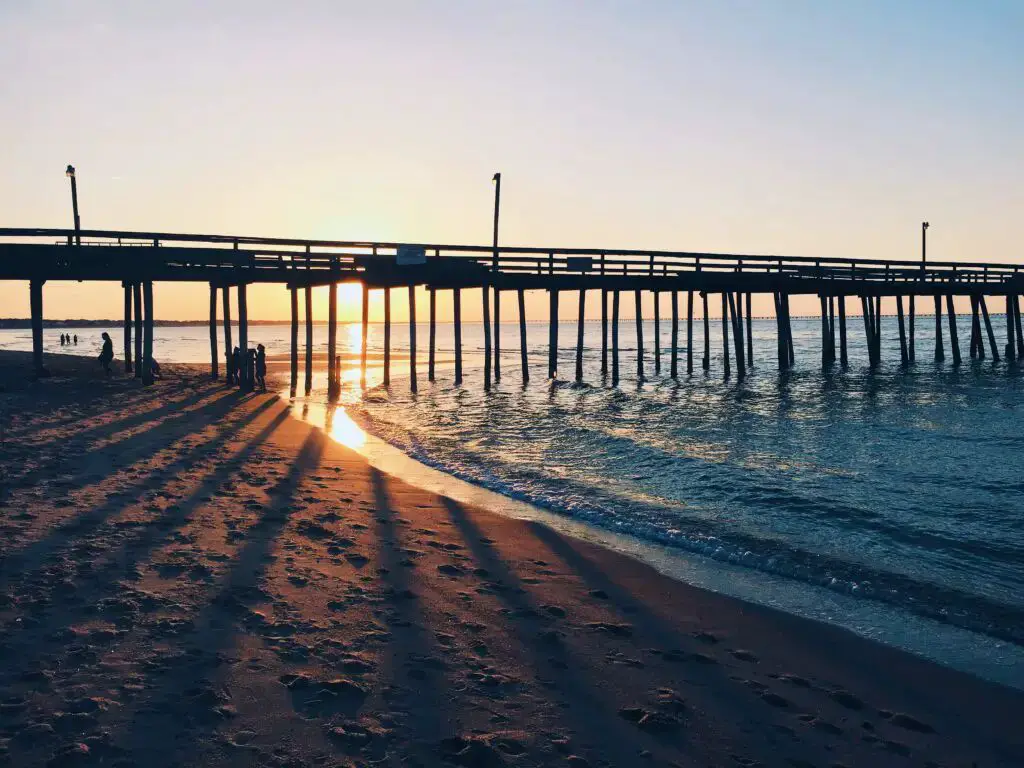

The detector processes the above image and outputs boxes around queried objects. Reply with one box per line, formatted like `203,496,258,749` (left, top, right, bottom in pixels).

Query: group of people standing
228,343,267,391
59,333,78,346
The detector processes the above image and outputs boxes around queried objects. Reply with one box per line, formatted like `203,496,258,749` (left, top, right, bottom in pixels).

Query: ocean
4,311,1023,683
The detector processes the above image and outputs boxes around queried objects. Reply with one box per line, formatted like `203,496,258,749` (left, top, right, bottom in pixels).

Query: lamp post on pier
491,172,501,378
66,165,81,246
921,221,929,267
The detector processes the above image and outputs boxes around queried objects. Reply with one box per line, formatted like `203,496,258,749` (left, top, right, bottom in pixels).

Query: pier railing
0,227,1020,288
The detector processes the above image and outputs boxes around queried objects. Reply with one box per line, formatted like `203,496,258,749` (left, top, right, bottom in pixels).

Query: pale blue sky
1,1,1021,319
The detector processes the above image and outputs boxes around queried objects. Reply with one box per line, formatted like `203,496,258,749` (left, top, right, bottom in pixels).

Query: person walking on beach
73,334,78,345
255,344,267,391
60,333,66,346
98,332,114,376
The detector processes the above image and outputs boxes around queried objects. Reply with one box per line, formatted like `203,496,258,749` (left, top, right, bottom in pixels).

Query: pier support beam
454,289,463,385
327,283,338,400
222,286,232,385
29,280,46,377
730,292,745,377
653,291,661,374
819,295,830,368
746,292,754,368
600,289,608,376
861,296,876,368
1015,295,1024,358
908,296,916,362
702,292,710,370
611,290,620,386
124,283,133,374
304,286,313,394
934,295,944,361
289,287,298,396
828,296,836,364
134,282,143,380
785,294,795,367
686,290,694,375
946,294,961,366
575,289,586,382
383,288,391,386
142,281,155,386
493,289,501,381
359,282,368,391
408,285,418,393
209,285,218,379
670,291,679,378
548,288,559,379
979,296,1000,361
839,295,848,366
237,283,249,389
518,289,529,384
428,288,436,382
1006,295,1016,361
969,296,981,360
721,293,731,379
635,290,644,380
896,295,908,365
483,285,493,389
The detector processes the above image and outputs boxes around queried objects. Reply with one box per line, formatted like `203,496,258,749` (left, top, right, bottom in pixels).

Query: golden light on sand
327,406,367,449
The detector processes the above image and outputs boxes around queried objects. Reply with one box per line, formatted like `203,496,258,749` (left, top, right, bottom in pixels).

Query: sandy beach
0,351,1021,768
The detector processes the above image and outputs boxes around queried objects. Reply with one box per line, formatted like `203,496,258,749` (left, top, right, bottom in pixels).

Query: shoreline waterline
283,381,1024,692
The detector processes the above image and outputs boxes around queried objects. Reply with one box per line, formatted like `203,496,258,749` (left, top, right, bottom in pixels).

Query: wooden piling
548,289,559,379
453,289,464,384
721,293,731,378
635,290,644,379
408,285,417,393
1011,296,1019,360
221,285,232,385
702,291,710,370
1006,295,1016,361
134,282,143,380
359,282,368,391
896,295,908,364
908,296,916,362
289,287,298,396
819,295,830,368
729,292,745,377
142,281,155,386
785,294,795,367
653,291,661,374
838,295,848,366
237,282,249,389
979,295,1000,361
828,296,836,363
968,296,980,359
670,291,679,378
861,295,875,367
428,288,436,383
934,295,944,361
327,282,338,399
686,290,694,375
612,290,621,386
207,284,217,379
383,288,391,386
575,289,586,382
518,288,529,384
304,285,313,394
483,285,493,389
746,292,754,368
946,295,961,365
493,289,501,381
731,292,745,376
124,283,133,374
29,280,45,376
601,289,608,376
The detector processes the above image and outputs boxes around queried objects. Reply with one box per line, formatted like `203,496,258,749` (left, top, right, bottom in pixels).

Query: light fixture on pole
66,165,81,246
491,173,501,268
921,221,929,267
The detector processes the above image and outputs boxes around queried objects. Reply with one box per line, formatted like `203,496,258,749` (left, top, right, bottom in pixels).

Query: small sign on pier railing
397,245,426,265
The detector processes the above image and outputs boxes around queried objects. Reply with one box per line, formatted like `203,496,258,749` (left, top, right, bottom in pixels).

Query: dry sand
0,350,1021,767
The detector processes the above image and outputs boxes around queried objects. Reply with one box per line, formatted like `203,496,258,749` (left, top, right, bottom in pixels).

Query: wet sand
0,350,1021,767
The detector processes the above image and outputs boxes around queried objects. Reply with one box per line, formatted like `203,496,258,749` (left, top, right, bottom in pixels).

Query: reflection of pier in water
3,226,1023,395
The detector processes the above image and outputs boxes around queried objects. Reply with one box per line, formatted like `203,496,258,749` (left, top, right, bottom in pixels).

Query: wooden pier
2,227,1022,395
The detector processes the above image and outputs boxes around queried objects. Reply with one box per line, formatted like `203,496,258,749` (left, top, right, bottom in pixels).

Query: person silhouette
60,333,65,346
232,347,242,388
73,334,78,345
255,344,267,391
98,332,114,376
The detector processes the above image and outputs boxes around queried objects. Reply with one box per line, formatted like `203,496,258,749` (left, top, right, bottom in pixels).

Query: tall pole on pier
921,221,929,267
65,165,81,245
492,172,502,380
